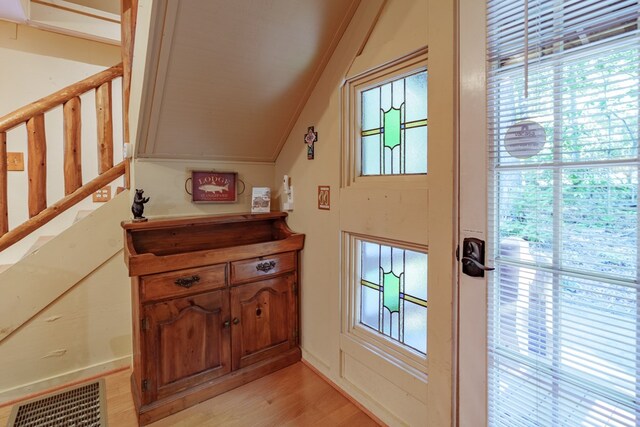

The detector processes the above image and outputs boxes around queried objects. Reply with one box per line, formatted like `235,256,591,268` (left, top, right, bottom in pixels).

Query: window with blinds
487,1,640,426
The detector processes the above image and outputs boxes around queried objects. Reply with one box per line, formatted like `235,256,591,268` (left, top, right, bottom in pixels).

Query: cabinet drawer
141,264,226,302
230,252,296,284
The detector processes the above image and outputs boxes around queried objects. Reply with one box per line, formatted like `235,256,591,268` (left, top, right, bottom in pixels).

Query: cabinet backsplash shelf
123,212,304,276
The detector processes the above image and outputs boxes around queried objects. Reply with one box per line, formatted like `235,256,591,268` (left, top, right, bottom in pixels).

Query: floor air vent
7,380,107,427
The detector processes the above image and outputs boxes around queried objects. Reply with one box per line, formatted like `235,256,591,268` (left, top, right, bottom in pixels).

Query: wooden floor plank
0,362,379,427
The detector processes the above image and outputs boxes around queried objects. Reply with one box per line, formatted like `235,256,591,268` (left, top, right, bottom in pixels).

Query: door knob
232,317,240,325
460,237,494,277
223,320,230,328
462,256,495,271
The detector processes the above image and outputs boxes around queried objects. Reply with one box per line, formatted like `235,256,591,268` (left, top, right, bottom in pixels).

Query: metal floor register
7,380,107,427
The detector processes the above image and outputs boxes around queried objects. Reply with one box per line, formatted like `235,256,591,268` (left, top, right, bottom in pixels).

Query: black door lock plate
460,237,494,277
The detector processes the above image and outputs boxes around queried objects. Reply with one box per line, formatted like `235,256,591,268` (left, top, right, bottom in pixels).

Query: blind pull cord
524,0,529,98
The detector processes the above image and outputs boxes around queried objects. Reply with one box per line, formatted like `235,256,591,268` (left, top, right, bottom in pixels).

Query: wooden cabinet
230,274,297,370
123,213,304,425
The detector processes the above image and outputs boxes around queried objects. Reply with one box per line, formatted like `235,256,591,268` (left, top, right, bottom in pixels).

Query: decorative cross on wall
304,126,318,160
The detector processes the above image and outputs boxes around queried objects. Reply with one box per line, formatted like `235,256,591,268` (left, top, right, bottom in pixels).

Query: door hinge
293,281,298,295
142,379,149,392
141,318,149,331
293,328,299,341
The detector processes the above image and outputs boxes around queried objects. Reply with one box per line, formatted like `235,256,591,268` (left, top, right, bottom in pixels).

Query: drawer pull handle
174,275,200,288
256,261,276,273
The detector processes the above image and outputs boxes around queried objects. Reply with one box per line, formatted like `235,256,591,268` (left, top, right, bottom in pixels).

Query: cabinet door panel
231,275,296,370
143,290,230,402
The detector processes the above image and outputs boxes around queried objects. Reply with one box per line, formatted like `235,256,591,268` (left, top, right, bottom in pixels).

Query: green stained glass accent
383,108,401,149
383,272,400,313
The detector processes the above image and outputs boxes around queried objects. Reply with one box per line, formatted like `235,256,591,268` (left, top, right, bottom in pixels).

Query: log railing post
96,81,114,174
27,114,47,218
0,132,7,235
121,0,137,190
63,97,82,195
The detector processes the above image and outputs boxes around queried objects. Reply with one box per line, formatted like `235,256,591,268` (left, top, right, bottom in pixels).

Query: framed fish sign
190,171,238,203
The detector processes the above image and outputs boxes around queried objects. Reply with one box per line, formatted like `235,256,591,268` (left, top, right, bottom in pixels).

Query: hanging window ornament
504,120,545,159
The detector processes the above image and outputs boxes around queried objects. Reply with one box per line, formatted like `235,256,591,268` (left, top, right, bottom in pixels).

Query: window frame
342,232,429,374
341,49,428,188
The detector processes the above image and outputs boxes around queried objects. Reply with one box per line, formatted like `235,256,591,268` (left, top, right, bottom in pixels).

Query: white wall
273,0,448,425
133,159,275,217
0,254,131,401
0,21,122,264
0,191,132,403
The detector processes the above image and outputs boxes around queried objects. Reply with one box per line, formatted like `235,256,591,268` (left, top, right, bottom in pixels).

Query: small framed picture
318,185,330,210
190,171,238,203
251,187,271,213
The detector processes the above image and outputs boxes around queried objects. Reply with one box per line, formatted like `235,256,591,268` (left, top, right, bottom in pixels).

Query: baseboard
301,357,387,427
301,347,330,371
0,356,131,407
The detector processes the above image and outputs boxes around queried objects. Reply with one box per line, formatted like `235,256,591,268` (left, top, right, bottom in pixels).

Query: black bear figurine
132,189,150,221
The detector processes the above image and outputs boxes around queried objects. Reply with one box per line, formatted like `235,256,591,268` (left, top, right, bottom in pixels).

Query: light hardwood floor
1,363,379,427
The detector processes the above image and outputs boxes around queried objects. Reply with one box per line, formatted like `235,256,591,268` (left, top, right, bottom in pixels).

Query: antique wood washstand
122,212,304,425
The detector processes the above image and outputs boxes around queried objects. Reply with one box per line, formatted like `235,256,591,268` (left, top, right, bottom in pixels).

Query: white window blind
487,1,640,426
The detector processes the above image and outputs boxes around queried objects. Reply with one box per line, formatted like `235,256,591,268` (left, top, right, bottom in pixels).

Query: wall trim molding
0,356,130,406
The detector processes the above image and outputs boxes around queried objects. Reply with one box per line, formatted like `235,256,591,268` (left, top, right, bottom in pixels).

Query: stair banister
0,63,125,250
0,132,7,235
0,64,123,133
0,162,126,252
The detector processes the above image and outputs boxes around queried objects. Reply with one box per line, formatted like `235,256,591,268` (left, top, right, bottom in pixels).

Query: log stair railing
0,64,127,253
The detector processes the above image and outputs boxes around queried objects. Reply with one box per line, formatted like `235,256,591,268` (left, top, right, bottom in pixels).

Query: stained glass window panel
362,135,381,176
360,71,427,176
381,83,392,111
359,239,428,355
404,250,428,301
361,285,380,330
362,241,380,284
362,87,380,131
403,301,427,354
405,72,428,122
405,126,428,174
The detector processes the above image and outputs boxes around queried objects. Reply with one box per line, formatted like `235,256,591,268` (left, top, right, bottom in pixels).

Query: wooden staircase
0,0,137,254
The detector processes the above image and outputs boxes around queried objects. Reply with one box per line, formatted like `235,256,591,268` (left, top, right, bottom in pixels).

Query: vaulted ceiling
137,0,360,162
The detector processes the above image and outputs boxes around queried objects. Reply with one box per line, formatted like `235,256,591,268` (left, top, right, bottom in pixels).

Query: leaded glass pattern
359,240,427,355
360,71,428,176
